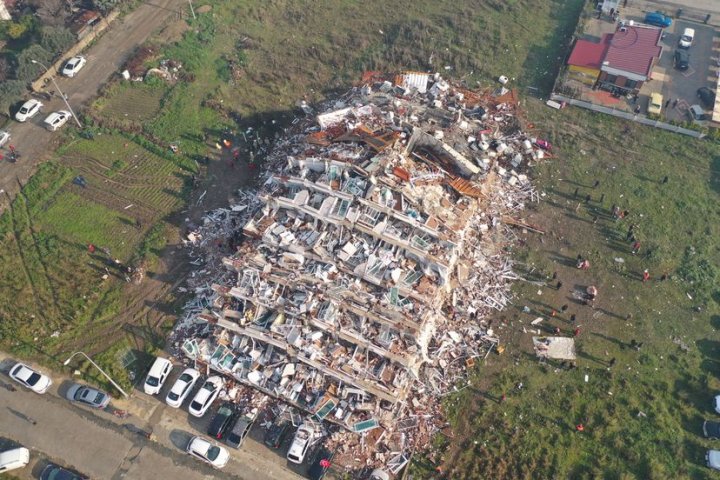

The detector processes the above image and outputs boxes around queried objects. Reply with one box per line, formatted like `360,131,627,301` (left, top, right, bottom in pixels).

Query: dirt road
0,0,186,212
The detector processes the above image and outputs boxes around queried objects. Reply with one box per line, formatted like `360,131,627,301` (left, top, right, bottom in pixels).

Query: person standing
642,270,650,282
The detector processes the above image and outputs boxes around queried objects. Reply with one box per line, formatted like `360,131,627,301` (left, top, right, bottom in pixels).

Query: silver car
66,384,110,409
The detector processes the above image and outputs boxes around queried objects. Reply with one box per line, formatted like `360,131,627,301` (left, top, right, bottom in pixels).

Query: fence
550,93,706,139
31,10,121,92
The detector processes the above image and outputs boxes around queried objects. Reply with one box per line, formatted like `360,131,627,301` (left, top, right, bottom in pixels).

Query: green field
0,134,192,388
406,102,720,479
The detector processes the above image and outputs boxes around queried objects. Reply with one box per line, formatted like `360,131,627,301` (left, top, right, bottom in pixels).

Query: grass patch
0,136,189,390
411,101,720,479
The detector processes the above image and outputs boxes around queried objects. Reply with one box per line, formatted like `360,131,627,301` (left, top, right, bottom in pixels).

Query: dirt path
0,0,187,213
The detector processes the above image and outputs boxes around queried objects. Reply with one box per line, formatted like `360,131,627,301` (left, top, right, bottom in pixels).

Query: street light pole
31,59,82,128
63,351,129,398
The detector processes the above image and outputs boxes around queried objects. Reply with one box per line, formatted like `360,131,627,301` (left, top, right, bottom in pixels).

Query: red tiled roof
567,36,610,70
603,26,662,77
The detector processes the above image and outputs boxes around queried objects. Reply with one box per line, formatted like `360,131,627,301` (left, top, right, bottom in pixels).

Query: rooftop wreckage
171,71,547,474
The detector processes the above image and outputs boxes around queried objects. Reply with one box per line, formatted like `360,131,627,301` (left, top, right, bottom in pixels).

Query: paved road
0,0,185,212
0,354,304,480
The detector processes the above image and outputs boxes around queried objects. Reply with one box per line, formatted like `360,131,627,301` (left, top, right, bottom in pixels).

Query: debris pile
171,71,547,473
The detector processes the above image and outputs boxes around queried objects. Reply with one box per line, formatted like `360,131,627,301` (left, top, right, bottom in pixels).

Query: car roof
190,436,211,453
650,92,662,102
22,99,39,108
148,357,171,375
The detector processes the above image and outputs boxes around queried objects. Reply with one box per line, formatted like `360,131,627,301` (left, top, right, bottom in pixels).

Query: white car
0,447,30,473
15,99,43,122
9,362,52,394
679,28,695,49
287,422,314,464
0,131,9,148
62,55,87,77
186,436,229,469
143,356,173,395
188,376,224,417
165,368,200,408
707,450,720,470
43,111,71,132
714,395,720,414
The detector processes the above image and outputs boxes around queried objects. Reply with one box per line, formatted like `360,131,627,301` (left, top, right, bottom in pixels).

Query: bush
39,26,76,56
16,45,53,82
0,80,26,116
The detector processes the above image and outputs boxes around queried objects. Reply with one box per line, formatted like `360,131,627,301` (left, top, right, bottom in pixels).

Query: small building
566,36,610,86
70,10,102,39
598,25,663,95
0,0,14,20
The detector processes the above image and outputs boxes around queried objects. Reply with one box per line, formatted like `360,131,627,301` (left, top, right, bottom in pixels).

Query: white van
144,357,173,395
0,447,30,473
679,28,694,48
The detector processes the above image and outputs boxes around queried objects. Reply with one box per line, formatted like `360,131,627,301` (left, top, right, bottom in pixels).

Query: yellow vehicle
648,92,663,115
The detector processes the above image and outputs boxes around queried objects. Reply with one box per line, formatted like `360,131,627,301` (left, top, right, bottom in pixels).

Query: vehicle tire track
4,192,52,327
17,185,64,324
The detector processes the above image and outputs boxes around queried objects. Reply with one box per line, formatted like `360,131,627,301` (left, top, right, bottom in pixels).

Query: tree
0,80,26,116
39,26,76,55
16,45,53,82
4,14,36,40
93,0,121,15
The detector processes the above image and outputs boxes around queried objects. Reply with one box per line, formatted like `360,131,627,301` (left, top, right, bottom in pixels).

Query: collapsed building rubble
171,71,547,474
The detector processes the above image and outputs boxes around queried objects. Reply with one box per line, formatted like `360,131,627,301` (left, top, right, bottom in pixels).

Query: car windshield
202,382,217,392
94,392,105,403
296,430,309,440
218,406,231,416
26,372,41,386
19,107,28,113
179,373,193,382
191,401,202,410
146,376,160,387
681,35,692,41
168,392,179,401
206,446,221,461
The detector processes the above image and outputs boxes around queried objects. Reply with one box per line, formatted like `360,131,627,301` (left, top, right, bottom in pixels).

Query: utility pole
31,59,82,128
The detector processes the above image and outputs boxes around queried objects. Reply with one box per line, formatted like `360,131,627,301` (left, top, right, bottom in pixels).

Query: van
0,447,30,473
689,104,707,122
144,357,173,395
679,28,695,48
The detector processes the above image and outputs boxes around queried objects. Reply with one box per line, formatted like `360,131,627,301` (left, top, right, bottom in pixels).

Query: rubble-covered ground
170,72,550,476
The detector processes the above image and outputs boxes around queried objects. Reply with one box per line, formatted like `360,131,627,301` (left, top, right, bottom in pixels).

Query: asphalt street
0,354,304,480
0,0,187,212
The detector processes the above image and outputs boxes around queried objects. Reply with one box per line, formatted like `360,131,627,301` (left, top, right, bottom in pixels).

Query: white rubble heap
170,72,546,474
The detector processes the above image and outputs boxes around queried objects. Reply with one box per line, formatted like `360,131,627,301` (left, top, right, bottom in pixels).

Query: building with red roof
566,24,663,94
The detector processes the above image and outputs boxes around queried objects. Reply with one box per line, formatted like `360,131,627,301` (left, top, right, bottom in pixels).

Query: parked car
704,421,720,439
207,403,237,439
66,384,111,409
165,368,200,408
226,414,254,449
689,104,707,122
697,87,716,108
715,395,720,414
708,450,720,471
679,28,695,49
674,49,689,71
647,92,663,115
188,376,224,417
287,423,315,464
43,111,71,132
186,436,229,469
143,356,173,395
307,447,334,480
40,463,88,480
15,99,43,122
264,418,292,449
9,362,52,394
61,55,87,78
644,11,672,28
0,131,10,148
0,447,29,473
369,469,391,480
